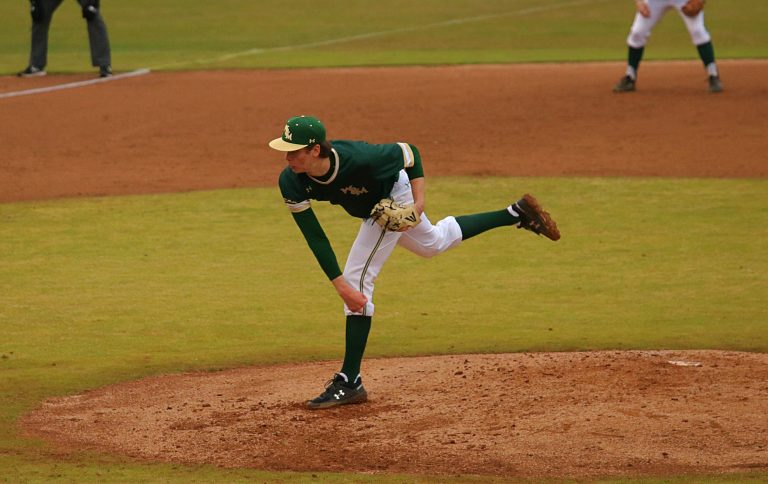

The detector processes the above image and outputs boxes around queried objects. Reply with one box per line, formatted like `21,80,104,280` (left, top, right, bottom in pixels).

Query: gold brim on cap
268,137,308,152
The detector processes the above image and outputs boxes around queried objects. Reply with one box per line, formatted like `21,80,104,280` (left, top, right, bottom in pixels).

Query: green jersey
279,140,418,219
278,140,423,281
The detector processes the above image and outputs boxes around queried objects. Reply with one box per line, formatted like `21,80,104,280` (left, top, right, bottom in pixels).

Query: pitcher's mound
21,350,768,478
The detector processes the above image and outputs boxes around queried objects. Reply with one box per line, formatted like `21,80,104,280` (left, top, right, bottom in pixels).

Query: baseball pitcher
270,115,560,409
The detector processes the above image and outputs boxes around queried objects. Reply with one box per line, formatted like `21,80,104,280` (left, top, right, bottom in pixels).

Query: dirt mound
21,350,768,478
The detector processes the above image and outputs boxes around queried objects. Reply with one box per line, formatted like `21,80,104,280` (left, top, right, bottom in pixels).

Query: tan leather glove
369,199,421,232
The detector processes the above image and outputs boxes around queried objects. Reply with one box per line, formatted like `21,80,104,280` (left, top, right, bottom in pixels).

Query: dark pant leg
76,0,111,67
29,0,65,68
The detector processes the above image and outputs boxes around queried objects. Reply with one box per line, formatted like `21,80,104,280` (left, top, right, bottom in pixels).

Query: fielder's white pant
627,0,711,48
343,170,463,316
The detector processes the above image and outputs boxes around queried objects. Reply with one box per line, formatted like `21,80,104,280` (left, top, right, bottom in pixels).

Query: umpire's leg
29,0,65,68
77,0,111,67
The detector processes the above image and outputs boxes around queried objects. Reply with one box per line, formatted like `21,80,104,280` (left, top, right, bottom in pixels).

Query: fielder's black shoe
99,65,113,78
708,75,723,93
513,194,561,241
613,75,636,93
17,66,46,77
307,373,368,410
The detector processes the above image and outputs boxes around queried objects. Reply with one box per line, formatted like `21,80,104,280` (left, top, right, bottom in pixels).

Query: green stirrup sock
340,315,372,382
696,41,716,67
455,209,518,241
628,46,644,72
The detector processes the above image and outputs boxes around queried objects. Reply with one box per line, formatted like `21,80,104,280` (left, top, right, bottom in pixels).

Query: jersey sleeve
404,143,424,179
279,168,311,213
291,208,343,280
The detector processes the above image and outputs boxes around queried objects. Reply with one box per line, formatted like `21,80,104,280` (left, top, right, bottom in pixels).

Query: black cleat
17,66,46,77
513,194,561,241
613,75,636,93
99,65,113,78
708,75,723,93
307,373,368,410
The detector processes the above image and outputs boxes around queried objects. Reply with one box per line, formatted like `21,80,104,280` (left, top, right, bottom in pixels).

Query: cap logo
283,124,292,141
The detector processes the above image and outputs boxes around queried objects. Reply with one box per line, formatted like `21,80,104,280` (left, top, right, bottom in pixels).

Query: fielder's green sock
696,41,716,67
456,209,518,241
628,46,644,74
340,315,371,382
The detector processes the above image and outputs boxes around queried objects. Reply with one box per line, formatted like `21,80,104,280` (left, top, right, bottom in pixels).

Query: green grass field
2,179,767,482
1,0,768,73
1,0,767,481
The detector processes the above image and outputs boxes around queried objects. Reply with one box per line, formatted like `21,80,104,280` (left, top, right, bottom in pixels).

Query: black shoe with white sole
18,66,46,77
307,373,368,409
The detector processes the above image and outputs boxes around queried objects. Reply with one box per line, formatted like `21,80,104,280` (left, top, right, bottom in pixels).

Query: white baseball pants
627,0,711,48
342,170,463,316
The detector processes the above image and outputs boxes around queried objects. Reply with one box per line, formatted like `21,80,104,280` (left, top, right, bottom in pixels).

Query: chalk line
0,68,151,100
1,0,607,99
154,0,609,69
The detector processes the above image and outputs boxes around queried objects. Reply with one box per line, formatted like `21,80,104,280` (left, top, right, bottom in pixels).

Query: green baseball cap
268,115,326,151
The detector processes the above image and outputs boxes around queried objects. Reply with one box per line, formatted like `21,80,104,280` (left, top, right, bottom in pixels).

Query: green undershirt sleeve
291,208,343,280
405,143,424,180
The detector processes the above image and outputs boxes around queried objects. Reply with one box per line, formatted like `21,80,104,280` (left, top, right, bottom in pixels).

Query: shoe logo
334,389,346,400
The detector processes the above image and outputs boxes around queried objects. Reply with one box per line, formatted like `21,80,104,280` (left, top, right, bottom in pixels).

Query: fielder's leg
675,6,721,92
614,1,666,92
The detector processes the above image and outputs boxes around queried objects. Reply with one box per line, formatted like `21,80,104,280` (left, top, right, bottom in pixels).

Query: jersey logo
340,185,369,196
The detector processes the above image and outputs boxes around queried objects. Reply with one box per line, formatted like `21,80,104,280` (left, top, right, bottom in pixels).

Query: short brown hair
312,140,332,158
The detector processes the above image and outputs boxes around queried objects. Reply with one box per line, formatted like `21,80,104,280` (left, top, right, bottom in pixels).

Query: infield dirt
1,60,767,204
5,61,768,478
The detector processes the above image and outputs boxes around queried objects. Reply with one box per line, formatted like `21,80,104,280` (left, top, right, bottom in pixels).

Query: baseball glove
370,199,421,231
681,0,705,17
